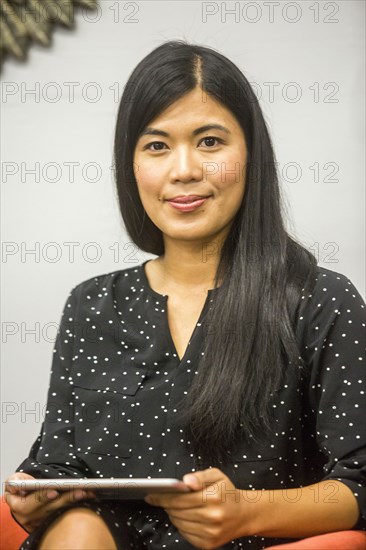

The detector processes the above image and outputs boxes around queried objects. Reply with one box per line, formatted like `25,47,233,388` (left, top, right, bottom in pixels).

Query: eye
143,136,224,152
200,136,224,148
144,141,167,151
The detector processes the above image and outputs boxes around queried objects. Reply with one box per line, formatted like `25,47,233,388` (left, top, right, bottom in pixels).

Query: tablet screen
6,478,191,500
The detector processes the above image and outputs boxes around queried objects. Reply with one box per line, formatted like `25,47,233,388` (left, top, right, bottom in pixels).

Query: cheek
135,163,163,193
134,177,159,204
210,151,246,189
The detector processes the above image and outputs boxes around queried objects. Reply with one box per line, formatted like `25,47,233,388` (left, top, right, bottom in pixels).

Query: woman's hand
144,467,253,549
4,472,96,533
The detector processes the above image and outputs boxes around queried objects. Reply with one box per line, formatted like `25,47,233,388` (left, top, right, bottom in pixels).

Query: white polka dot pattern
16,262,366,547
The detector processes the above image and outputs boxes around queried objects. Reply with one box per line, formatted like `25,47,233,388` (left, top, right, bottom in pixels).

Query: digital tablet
6,478,192,500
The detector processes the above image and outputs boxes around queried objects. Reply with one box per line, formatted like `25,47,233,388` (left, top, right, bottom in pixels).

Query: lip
167,196,210,212
166,195,211,204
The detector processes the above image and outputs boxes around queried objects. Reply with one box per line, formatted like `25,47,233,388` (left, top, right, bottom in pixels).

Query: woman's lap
19,498,136,550
18,498,274,549
18,498,201,550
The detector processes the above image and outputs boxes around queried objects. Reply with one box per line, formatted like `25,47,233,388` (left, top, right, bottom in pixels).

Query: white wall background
1,0,365,485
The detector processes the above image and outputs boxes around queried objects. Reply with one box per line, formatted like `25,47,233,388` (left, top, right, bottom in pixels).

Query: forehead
146,88,239,129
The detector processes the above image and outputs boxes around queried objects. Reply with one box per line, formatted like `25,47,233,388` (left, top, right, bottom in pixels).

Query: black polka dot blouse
16,260,366,545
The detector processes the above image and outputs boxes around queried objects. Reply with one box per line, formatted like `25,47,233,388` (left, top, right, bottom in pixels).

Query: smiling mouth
166,195,212,204
166,196,211,212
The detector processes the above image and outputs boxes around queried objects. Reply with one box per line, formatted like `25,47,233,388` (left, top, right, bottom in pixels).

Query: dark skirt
18,497,276,549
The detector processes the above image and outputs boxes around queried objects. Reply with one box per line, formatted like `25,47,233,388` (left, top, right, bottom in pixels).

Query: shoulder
69,263,144,300
302,265,365,311
296,266,365,354
311,265,356,292
295,265,365,344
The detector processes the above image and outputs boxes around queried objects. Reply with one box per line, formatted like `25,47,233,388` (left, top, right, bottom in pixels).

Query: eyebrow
139,123,231,139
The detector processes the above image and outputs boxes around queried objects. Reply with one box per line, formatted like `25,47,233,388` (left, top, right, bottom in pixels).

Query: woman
5,39,365,550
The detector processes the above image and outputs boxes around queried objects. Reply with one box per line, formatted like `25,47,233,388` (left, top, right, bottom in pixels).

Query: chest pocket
71,365,148,458
224,434,281,490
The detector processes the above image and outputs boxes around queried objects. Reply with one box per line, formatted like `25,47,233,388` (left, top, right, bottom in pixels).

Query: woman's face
133,87,248,250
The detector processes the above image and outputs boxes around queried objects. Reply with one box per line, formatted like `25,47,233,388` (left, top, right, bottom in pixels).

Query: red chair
1,497,365,550
269,530,366,549
1,497,28,550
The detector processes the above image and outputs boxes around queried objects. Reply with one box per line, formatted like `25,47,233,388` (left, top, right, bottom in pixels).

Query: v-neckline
139,260,218,365
164,293,212,364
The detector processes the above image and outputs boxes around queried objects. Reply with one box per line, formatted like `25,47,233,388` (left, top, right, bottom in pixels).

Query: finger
164,508,210,524
7,486,95,518
5,491,44,519
167,509,208,524
45,488,94,509
183,468,225,491
12,487,78,511
10,488,92,531
19,489,56,509
4,473,36,495
145,492,205,510
3,491,16,506
4,485,17,495
169,514,206,531
29,487,61,506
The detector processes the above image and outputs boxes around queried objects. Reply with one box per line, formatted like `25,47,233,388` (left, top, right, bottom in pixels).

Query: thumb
183,467,223,490
4,472,36,495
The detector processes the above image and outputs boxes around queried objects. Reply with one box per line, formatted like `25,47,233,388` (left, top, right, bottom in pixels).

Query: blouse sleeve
301,269,366,530
15,285,88,479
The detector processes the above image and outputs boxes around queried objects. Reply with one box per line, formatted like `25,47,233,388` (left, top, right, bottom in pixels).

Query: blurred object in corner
0,0,99,74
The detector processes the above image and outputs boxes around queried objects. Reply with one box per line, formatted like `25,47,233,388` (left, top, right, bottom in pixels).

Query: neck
153,242,223,295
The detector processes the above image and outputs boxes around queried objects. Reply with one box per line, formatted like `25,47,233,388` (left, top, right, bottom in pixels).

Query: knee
38,507,117,550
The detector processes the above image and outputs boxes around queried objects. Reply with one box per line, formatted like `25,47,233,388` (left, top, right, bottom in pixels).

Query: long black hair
113,39,318,466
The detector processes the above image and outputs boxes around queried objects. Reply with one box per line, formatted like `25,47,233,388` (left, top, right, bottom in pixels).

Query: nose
169,146,202,183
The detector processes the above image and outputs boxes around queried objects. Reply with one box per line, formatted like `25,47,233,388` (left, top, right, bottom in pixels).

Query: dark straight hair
113,39,318,466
